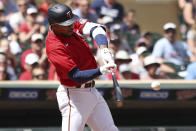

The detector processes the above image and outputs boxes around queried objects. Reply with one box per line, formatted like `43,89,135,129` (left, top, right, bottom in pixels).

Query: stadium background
1,0,196,131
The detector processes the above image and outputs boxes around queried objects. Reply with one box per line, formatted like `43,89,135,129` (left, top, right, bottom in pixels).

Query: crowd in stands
1,0,196,81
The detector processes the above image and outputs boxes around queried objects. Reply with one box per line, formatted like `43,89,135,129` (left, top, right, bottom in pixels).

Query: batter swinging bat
111,72,123,107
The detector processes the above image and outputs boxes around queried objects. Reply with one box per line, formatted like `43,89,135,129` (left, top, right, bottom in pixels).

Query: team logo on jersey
66,11,72,19
65,43,69,47
79,18,87,24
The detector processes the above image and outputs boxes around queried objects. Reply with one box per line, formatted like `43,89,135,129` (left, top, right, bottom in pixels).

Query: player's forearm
68,67,101,83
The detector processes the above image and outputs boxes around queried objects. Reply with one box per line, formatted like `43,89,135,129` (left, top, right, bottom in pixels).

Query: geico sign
140,91,169,99
8,91,39,99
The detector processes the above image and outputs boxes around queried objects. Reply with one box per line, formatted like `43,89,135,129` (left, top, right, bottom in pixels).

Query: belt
76,80,95,88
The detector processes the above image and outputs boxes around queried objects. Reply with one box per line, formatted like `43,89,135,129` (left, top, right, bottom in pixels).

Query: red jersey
46,19,98,86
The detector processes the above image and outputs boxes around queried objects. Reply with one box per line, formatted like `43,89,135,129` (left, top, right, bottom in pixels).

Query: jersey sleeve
47,48,77,78
74,18,88,34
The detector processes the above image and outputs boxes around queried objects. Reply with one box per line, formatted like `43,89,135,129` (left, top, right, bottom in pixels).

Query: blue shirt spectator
185,62,196,79
0,0,18,16
120,9,140,34
152,22,195,66
152,37,192,66
91,0,124,24
73,0,98,23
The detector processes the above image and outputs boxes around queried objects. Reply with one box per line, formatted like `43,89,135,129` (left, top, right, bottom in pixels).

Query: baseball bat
111,72,123,107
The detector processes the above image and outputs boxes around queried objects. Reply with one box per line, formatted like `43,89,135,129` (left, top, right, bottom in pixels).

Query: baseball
151,81,161,91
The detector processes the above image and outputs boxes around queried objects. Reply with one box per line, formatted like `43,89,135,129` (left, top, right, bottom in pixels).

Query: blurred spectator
183,0,196,25
110,24,132,53
185,62,196,79
39,0,57,16
19,7,45,43
0,4,14,37
120,9,140,35
118,64,139,80
73,0,98,23
8,33,22,55
115,50,132,67
109,36,123,54
186,24,196,56
0,38,17,69
178,0,186,9
0,52,17,80
152,22,195,66
9,0,27,33
0,65,7,80
143,55,169,80
0,0,18,20
134,38,147,52
178,0,189,40
141,31,154,52
27,0,36,8
107,50,132,80
91,0,124,24
130,46,149,79
19,53,39,80
20,33,48,72
65,0,79,10
32,65,47,80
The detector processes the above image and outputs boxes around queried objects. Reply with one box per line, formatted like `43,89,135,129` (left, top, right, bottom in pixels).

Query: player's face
51,24,74,37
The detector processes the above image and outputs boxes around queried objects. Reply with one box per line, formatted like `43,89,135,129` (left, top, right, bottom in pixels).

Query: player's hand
100,62,117,75
100,48,114,64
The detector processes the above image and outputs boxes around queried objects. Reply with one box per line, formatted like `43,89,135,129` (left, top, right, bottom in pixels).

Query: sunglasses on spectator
30,13,37,17
33,39,43,43
165,29,176,34
33,74,45,79
18,3,27,7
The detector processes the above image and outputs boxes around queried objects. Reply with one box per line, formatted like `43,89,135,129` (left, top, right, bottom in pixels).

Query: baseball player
46,4,118,131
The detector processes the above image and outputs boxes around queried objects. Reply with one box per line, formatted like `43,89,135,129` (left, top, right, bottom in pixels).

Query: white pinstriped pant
56,84,118,131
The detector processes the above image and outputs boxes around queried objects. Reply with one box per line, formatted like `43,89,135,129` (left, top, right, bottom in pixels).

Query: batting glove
100,63,117,75
100,48,114,64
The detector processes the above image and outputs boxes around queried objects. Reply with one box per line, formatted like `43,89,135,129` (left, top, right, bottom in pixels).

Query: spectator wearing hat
73,0,98,23
106,50,132,80
19,7,46,43
9,0,27,33
118,64,139,80
120,9,140,35
130,46,149,79
152,22,196,67
90,0,124,25
20,33,48,72
19,53,39,80
143,55,169,80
